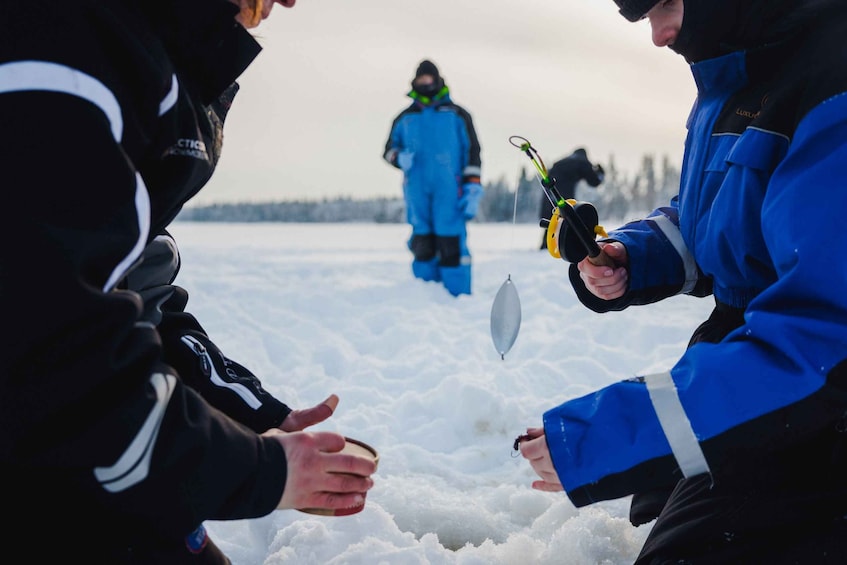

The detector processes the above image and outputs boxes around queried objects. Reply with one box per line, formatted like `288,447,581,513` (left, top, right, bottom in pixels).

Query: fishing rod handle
587,249,617,268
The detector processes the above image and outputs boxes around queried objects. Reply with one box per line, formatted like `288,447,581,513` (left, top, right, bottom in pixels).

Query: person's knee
436,236,461,267
409,234,437,261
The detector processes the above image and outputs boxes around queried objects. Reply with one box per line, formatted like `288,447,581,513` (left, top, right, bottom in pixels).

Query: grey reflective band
644,371,711,478
94,372,176,492
463,165,481,177
159,74,178,116
748,126,790,143
180,335,263,409
648,214,698,293
104,173,151,292
0,61,150,292
0,60,123,139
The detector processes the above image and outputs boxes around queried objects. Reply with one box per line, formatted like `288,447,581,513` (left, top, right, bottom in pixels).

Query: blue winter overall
384,89,481,296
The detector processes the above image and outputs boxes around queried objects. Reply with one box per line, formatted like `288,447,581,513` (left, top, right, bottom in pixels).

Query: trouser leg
436,235,470,296
635,474,847,565
409,233,440,282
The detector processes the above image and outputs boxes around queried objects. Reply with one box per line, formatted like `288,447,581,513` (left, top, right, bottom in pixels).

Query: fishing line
488,139,529,361
509,136,614,267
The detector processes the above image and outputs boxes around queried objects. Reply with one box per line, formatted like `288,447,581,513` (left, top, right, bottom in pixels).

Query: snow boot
412,258,441,282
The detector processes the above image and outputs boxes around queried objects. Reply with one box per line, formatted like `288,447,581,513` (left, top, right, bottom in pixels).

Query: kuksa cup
297,437,379,516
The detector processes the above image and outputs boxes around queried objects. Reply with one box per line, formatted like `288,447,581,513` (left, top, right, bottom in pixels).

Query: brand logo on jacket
735,94,769,120
164,138,209,161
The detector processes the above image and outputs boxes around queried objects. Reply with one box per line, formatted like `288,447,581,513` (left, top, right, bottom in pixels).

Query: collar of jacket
141,0,262,105
690,51,747,97
407,86,451,108
687,0,826,96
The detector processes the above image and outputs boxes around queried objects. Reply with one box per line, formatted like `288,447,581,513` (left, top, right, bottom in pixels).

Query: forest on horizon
177,154,680,224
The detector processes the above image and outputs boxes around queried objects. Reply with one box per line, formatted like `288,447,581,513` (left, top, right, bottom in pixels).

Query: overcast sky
191,0,696,206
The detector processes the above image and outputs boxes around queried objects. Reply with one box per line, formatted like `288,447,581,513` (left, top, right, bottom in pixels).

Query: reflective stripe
463,165,481,177
648,214,698,293
0,60,123,140
0,61,150,292
94,372,176,493
644,371,711,478
159,74,178,116
104,173,150,292
180,335,263,409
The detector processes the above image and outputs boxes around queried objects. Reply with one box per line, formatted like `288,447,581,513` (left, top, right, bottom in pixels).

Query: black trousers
635,474,847,564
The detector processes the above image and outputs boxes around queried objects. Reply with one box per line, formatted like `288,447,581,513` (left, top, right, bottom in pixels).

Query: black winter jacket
1,0,288,550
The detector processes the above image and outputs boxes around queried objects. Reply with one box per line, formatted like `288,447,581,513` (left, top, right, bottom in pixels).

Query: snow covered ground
168,220,714,565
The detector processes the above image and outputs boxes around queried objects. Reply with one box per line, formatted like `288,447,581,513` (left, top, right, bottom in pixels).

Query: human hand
518,427,563,492
397,151,414,172
280,394,339,432
458,182,484,220
577,241,628,300
265,429,376,511
231,0,297,29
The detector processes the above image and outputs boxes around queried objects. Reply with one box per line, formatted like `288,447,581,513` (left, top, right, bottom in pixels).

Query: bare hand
264,429,376,511
519,427,563,492
281,394,339,432
577,241,629,300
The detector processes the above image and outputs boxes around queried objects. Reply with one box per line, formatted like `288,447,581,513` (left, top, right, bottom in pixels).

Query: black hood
411,59,445,98
139,0,262,104
671,0,830,63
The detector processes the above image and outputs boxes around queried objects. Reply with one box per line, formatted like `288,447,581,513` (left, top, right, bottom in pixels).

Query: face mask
413,81,440,98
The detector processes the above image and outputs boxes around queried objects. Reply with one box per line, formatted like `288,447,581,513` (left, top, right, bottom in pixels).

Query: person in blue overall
383,60,483,297
518,0,847,563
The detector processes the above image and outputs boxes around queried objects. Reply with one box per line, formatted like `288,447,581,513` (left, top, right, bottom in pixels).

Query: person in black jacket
0,1,375,563
537,148,605,250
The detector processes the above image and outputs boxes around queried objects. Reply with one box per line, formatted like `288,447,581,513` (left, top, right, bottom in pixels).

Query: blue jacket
549,3,847,508
383,92,481,231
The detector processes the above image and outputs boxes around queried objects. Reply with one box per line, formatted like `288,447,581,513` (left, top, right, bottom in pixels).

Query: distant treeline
177,154,680,224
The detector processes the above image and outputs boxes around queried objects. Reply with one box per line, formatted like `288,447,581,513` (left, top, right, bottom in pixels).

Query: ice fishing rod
509,136,614,267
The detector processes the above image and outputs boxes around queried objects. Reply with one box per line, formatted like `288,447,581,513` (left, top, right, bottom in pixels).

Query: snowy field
167,221,714,565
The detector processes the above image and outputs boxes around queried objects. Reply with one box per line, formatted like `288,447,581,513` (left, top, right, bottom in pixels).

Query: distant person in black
538,148,605,250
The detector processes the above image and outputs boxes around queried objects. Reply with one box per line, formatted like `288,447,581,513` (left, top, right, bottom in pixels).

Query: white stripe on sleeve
644,371,711,478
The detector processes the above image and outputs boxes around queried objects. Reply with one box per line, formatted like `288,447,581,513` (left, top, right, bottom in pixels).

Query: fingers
525,426,544,439
307,429,348,454
578,242,629,300
273,431,377,511
280,394,339,432
323,394,339,413
518,430,564,492
532,480,564,493
518,432,548,460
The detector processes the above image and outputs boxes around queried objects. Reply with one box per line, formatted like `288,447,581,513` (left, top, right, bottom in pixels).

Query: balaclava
411,60,444,98
614,0,816,63
671,0,817,63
